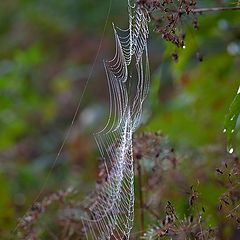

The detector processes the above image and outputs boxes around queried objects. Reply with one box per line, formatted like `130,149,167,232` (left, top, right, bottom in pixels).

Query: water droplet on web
231,129,235,133
229,148,234,154
223,129,226,133
183,45,186,49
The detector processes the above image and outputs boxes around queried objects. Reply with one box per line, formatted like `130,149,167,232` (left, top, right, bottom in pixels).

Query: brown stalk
190,6,240,14
137,159,145,237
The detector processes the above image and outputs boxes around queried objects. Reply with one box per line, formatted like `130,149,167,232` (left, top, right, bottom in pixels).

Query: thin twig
147,5,240,28
189,6,240,14
171,0,183,30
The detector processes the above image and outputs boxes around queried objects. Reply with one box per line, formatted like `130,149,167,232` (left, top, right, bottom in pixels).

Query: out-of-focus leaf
224,86,240,154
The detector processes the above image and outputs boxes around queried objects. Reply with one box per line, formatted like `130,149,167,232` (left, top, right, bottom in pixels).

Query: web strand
13,0,113,236
80,2,150,239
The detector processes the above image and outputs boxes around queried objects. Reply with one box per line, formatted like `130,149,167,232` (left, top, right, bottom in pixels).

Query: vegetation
0,0,239,239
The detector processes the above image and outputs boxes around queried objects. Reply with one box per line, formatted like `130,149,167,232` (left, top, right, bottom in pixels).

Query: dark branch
189,6,240,14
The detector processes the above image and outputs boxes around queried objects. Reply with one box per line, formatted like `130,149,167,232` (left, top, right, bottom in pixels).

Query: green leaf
224,86,240,154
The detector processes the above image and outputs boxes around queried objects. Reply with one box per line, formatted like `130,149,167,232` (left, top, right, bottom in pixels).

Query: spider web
80,1,150,239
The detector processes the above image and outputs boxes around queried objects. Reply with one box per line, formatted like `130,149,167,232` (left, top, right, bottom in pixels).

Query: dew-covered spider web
15,0,150,239
79,1,150,239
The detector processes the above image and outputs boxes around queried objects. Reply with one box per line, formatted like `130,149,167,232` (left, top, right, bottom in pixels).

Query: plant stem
137,159,144,237
189,6,240,14
148,6,240,25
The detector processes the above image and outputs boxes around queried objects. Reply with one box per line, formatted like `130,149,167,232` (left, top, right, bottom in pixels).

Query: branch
187,6,240,14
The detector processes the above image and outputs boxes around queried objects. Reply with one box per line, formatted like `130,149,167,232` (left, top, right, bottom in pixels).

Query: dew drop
238,86,240,94
183,45,186,49
223,129,226,133
229,148,234,154
231,116,234,121
231,129,235,133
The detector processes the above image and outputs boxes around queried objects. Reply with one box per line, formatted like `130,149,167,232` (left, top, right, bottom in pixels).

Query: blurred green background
0,0,239,239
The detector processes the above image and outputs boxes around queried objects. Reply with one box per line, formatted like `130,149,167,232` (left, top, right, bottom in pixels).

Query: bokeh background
0,0,239,239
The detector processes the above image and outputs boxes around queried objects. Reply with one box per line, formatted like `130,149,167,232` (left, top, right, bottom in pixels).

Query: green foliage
224,86,240,153
0,0,239,239
146,10,240,151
